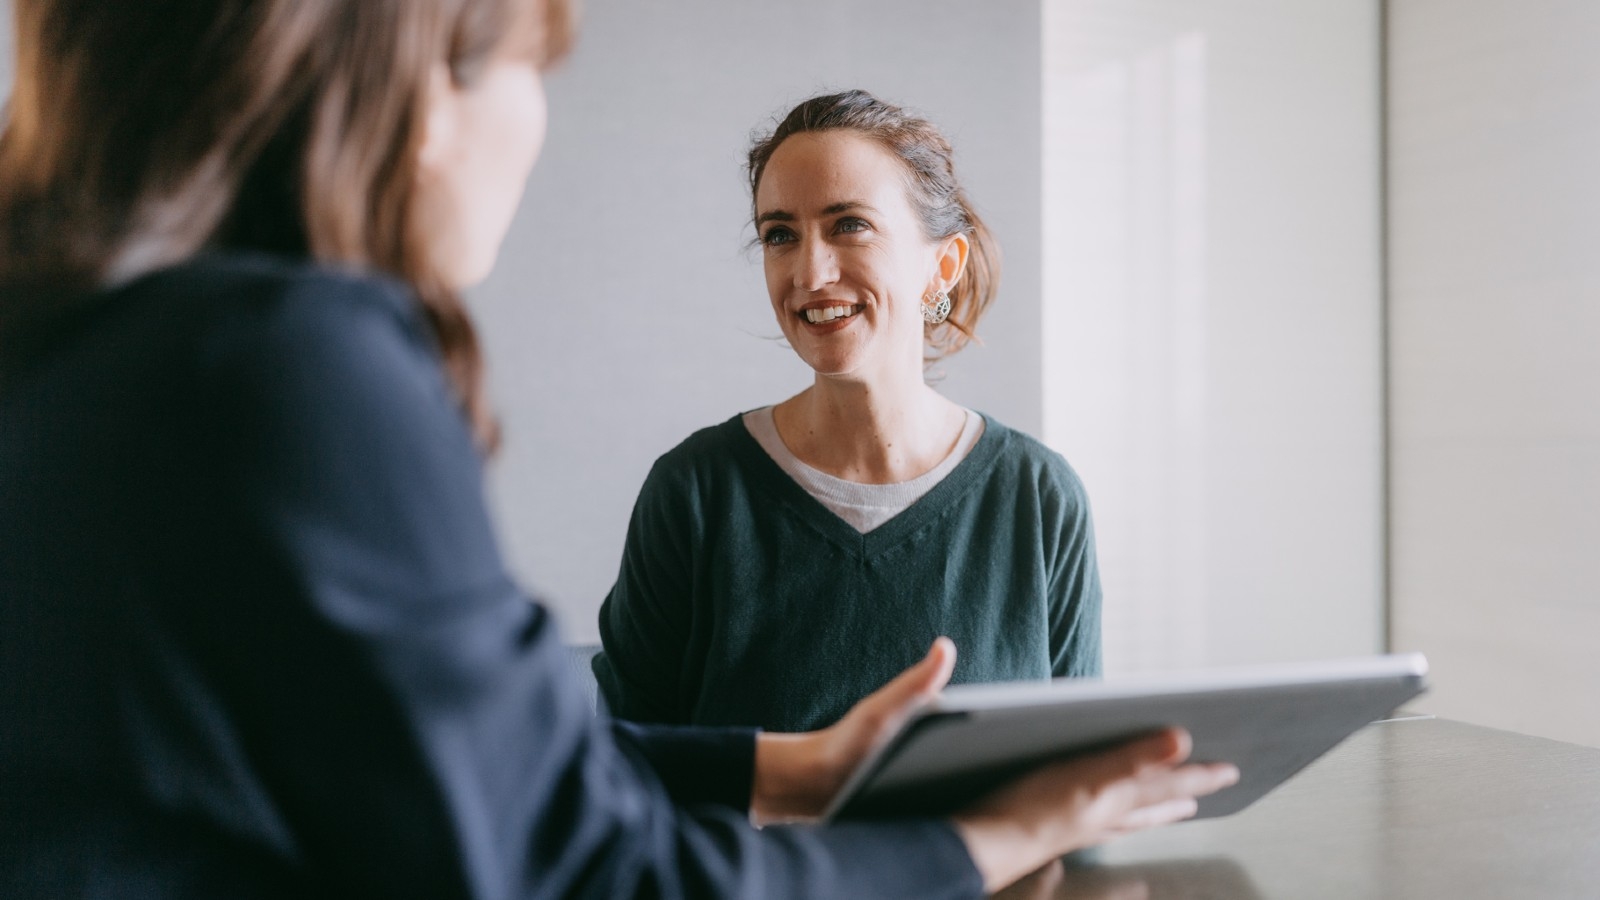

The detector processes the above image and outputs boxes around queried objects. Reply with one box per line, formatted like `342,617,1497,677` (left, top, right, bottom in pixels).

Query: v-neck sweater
742,404,985,533
593,412,1103,733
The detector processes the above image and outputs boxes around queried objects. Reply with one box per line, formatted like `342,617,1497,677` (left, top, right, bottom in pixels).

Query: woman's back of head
0,0,573,445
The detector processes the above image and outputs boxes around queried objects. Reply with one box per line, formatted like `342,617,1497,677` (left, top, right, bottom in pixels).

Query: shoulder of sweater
976,414,1091,503
638,414,751,492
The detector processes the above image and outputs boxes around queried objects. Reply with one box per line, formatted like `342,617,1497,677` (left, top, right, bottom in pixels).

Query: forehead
755,130,912,214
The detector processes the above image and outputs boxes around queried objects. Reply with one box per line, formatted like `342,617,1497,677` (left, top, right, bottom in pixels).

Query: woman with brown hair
595,91,1103,734
0,2,1234,897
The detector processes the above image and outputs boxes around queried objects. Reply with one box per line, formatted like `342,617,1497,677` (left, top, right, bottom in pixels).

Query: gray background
473,1,1045,640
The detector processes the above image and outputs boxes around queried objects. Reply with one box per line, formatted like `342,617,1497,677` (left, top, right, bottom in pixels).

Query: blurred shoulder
145,254,464,437
3,253,423,389
152,252,423,340
137,253,439,381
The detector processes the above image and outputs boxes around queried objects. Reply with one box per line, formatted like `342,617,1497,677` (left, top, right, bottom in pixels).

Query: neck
774,366,966,484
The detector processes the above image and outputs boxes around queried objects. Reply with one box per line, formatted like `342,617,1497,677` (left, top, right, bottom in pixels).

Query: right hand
952,728,1239,893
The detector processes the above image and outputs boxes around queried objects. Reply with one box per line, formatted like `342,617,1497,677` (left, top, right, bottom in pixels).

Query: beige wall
1388,0,1600,747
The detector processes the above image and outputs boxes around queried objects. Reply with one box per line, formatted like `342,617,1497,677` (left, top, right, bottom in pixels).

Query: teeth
804,306,856,324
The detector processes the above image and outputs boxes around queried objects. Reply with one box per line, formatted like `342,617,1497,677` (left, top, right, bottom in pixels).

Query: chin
784,330,849,370
801,356,866,380
445,251,497,291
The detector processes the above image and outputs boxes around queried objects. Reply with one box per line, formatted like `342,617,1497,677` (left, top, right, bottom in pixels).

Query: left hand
751,637,957,823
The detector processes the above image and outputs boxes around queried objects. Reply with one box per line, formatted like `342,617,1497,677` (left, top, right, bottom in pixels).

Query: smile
801,305,861,325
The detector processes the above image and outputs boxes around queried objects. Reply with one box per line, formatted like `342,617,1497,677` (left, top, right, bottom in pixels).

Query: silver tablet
823,653,1429,821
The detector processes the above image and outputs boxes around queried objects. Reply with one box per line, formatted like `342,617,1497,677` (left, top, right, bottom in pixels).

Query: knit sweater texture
593,413,1103,733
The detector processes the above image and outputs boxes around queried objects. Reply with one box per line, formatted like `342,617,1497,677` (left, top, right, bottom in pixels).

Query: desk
999,717,1600,899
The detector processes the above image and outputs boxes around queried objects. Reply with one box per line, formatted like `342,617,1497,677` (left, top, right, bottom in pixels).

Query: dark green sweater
593,413,1102,733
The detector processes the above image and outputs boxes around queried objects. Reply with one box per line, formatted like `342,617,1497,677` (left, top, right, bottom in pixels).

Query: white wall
475,1,1045,640
1388,0,1600,748
1042,0,1386,672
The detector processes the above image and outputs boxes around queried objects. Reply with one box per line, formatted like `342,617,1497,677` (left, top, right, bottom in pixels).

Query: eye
835,216,871,235
760,226,796,247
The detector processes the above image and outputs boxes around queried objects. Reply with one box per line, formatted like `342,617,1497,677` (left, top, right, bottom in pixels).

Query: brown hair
746,90,1000,359
0,0,574,449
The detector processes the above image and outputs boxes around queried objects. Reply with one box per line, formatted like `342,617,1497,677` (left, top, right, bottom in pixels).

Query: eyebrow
823,201,875,216
755,201,878,227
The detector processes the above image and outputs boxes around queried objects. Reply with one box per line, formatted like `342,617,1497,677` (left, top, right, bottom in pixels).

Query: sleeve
591,459,699,724
609,720,756,810
1043,459,1104,679
190,273,985,900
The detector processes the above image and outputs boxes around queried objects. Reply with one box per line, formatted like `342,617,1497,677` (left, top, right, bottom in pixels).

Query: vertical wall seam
1378,0,1395,654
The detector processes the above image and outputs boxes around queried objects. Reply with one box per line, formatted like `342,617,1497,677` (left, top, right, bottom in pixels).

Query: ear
933,232,970,292
416,63,459,181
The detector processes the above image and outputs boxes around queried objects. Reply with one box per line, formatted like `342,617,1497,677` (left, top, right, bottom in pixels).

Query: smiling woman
592,90,1104,734
755,130,960,383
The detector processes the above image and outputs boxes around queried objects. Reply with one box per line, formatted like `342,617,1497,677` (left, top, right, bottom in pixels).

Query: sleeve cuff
611,719,758,812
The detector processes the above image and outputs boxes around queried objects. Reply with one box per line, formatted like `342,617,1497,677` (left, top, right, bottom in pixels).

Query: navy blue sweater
0,255,984,899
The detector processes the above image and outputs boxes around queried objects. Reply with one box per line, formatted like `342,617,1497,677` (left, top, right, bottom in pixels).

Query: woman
595,91,1102,733
0,1,1235,897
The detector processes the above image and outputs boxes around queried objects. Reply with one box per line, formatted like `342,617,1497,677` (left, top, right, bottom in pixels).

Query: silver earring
922,289,951,325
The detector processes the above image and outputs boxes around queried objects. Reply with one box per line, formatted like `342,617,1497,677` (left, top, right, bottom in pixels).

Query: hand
953,728,1239,893
751,637,956,824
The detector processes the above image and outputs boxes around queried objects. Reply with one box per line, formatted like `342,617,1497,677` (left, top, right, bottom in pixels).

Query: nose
793,235,839,293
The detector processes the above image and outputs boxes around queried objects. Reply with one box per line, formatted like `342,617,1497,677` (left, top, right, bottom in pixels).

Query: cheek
479,75,544,199
429,69,548,288
884,247,936,302
856,252,910,304
506,76,548,174
466,73,546,247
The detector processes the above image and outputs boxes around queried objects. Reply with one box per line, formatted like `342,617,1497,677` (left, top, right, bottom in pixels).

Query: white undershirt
742,405,985,534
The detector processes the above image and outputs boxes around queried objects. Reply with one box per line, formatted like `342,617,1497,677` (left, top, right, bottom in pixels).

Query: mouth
798,304,863,326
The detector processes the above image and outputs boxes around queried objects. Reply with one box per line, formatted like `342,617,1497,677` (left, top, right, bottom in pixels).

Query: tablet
822,653,1428,821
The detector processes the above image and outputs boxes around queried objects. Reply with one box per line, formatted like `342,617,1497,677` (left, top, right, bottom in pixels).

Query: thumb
863,637,957,722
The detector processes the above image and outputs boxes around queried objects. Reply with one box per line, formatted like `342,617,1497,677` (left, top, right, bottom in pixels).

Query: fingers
1122,756,1239,810
826,638,959,773
1126,727,1191,769
1114,797,1199,832
911,636,958,697
1065,728,1190,788
1179,762,1240,798
1104,762,1238,840
1046,730,1236,829
954,737,1240,884
1109,760,1238,833
859,637,957,719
